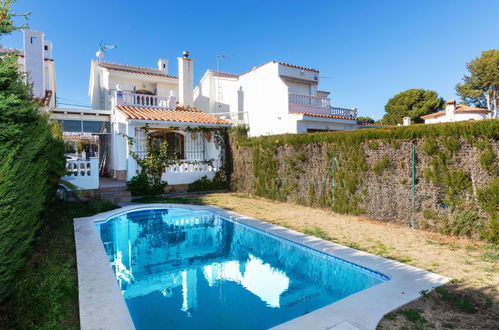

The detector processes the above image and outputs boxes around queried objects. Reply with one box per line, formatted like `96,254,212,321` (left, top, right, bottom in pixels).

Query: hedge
0,53,65,303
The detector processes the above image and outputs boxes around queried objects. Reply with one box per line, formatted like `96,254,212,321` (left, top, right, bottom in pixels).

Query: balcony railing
289,93,330,108
210,111,248,126
331,106,357,118
289,93,357,118
121,92,171,108
62,157,99,190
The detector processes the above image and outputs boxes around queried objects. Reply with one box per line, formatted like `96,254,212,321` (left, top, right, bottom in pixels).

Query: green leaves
456,49,499,109
382,89,445,125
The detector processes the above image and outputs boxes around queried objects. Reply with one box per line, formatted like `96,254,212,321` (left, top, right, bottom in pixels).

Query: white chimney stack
23,30,45,98
403,117,411,126
178,51,193,107
158,58,168,74
445,100,456,121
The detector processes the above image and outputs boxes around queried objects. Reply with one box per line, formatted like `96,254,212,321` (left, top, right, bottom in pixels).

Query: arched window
149,131,185,159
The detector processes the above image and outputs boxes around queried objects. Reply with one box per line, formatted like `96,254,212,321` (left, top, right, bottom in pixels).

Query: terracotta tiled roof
211,70,239,78
274,61,319,73
290,112,356,120
421,104,490,119
33,90,53,107
115,105,231,125
239,61,320,76
99,62,178,79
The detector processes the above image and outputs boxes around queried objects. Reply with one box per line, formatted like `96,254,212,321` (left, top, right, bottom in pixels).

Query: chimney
158,58,168,74
178,51,193,107
23,30,45,98
445,100,456,121
403,117,411,126
43,40,53,60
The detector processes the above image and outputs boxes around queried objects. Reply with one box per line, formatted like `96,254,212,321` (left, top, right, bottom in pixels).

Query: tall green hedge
233,119,499,242
0,51,65,303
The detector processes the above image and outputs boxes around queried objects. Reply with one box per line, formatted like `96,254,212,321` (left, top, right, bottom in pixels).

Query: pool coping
74,203,450,330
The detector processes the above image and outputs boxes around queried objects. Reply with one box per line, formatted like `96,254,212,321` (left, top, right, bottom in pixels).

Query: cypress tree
0,0,65,302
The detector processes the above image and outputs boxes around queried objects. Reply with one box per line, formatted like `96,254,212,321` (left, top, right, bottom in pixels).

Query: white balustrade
211,111,249,126
288,93,331,108
163,159,221,174
161,159,221,185
121,92,171,108
330,106,357,118
62,157,99,190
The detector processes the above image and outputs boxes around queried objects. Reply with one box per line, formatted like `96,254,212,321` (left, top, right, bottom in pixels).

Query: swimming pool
95,207,388,330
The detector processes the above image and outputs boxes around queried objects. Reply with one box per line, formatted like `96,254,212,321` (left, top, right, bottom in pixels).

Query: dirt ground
143,192,498,329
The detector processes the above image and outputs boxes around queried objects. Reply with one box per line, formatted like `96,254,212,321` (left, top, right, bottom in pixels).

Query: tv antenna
215,54,233,106
96,41,117,61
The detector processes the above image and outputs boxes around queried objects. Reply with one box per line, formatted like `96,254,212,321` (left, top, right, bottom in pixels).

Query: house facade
0,30,56,108
194,61,358,137
0,30,233,191
421,100,491,124
67,51,231,189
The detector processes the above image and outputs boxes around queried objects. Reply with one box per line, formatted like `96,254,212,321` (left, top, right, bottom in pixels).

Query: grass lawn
0,199,119,329
138,192,498,329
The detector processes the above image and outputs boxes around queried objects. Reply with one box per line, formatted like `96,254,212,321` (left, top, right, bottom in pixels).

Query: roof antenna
215,54,233,108
96,41,117,61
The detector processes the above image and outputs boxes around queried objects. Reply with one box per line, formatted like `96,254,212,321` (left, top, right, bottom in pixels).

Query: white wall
296,117,357,133
23,30,45,98
240,62,291,136
425,112,488,124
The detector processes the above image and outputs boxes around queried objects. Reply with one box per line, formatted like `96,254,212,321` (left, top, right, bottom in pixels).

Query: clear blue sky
3,0,499,119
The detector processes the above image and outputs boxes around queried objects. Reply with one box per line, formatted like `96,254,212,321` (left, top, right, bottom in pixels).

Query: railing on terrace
163,159,221,174
331,106,357,118
210,111,248,126
121,92,171,108
289,93,330,108
63,157,99,190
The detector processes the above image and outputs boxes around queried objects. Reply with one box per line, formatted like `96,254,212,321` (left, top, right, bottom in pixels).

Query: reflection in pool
96,208,387,330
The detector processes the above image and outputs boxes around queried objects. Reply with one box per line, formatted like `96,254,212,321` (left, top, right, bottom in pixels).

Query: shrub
479,147,497,175
126,173,167,196
187,173,228,192
373,155,393,175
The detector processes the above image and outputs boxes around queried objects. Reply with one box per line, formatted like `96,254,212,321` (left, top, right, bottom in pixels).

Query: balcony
115,91,176,109
63,157,99,190
288,93,357,118
289,93,330,108
210,111,249,126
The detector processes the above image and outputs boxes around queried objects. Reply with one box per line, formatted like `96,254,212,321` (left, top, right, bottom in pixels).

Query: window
30,36,37,44
150,131,185,159
44,45,48,51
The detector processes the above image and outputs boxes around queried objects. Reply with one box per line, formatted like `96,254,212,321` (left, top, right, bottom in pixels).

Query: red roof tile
421,104,490,119
33,90,53,107
290,112,356,120
274,61,319,73
115,105,231,125
99,62,178,79
211,70,239,78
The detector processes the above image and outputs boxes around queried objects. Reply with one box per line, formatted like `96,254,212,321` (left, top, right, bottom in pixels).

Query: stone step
109,196,133,203
99,190,131,198
99,185,128,193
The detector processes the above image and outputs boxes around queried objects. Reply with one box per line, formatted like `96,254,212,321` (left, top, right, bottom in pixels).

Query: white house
0,30,56,108
57,51,231,190
0,30,235,191
194,61,358,136
421,100,491,124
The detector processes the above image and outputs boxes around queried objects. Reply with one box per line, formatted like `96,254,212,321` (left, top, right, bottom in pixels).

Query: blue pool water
96,208,388,330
